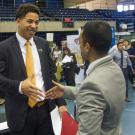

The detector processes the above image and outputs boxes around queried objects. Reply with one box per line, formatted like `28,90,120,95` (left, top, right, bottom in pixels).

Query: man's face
123,40,130,50
79,32,89,61
64,50,68,55
123,41,129,47
16,12,39,40
117,42,124,50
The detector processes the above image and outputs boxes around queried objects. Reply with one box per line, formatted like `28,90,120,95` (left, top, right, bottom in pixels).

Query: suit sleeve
77,82,106,135
0,45,20,95
63,86,78,100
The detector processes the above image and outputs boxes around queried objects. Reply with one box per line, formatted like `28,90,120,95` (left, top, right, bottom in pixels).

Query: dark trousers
63,68,75,86
122,68,129,98
11,103,54,135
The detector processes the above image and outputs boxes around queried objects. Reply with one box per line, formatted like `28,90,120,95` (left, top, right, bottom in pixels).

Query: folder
61,111,78,135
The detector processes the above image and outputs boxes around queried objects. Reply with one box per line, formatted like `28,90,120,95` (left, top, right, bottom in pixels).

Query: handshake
35,80,64,101
45,80,65,100
21,76,64,102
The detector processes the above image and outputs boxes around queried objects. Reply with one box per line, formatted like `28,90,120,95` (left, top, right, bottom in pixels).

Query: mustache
28,29,37,32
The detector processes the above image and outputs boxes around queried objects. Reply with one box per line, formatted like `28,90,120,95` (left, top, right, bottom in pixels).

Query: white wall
0,21,116,33
64,0,117,10
64,0,94,8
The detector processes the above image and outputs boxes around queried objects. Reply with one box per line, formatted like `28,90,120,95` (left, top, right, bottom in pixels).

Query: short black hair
16,3,40,19
117,39,124,46
131,41,135,47
82,21,112,54
117,41,123,46
123,39,130,44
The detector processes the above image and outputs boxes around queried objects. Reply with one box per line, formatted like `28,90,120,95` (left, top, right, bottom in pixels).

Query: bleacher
32,8,135,21
0,6,16,21
0,6,135,21
95,9,135,21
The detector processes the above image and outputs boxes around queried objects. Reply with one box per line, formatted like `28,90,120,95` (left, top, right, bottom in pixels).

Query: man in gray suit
46,21,126,135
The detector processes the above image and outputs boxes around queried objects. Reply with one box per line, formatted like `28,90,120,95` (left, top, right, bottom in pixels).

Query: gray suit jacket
64,55,125,135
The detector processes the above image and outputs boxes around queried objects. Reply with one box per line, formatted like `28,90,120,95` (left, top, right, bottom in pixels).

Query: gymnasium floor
121,83,135,135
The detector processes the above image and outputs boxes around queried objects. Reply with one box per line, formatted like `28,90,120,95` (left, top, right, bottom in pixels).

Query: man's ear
85,42,91,52
16,18,21,24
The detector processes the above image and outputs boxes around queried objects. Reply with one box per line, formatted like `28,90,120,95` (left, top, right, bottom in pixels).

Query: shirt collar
86,55,110,76
16,32,34,47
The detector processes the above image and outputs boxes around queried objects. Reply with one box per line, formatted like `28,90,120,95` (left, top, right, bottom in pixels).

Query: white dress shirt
16,33,45,95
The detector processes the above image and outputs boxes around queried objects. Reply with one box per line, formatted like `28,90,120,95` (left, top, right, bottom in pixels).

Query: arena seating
0,6,135,21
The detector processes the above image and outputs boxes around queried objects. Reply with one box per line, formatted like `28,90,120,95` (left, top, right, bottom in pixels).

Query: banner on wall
67,35,80,53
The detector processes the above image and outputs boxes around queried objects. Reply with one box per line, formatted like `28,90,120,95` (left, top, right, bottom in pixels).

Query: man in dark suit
0,3,67,135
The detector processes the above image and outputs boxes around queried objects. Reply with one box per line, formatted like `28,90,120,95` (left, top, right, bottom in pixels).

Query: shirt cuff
19,82,23,94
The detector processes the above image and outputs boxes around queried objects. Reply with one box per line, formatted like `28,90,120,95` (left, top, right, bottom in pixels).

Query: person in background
109,39,124,54
123,39,131,51
62,48,77,86
55,54,63,82
127,41,135,86
0,3,67,135
52,46,62,62
110,40,133,102
45,21,126,135
122,39,133,84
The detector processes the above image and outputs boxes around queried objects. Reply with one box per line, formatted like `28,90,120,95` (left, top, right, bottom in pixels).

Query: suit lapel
34,37,46,79
87,56,112,76
12,35,27,77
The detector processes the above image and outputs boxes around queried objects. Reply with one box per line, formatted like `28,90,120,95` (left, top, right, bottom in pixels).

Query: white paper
50,106,62,135
46,33,54,41
0,121,9,130
62,55,72,63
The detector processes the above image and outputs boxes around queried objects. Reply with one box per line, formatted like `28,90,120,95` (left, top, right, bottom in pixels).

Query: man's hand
21,75,45,102
58,106,68,118
45,80,64,100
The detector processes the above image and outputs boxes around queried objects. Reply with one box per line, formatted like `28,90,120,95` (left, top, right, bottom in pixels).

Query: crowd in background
0,38,135,105
51,39,135,103
109,39,135,102
0,36,134,105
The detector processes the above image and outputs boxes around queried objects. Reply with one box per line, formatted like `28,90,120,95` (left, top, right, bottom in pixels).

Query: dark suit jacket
0,35,66,131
